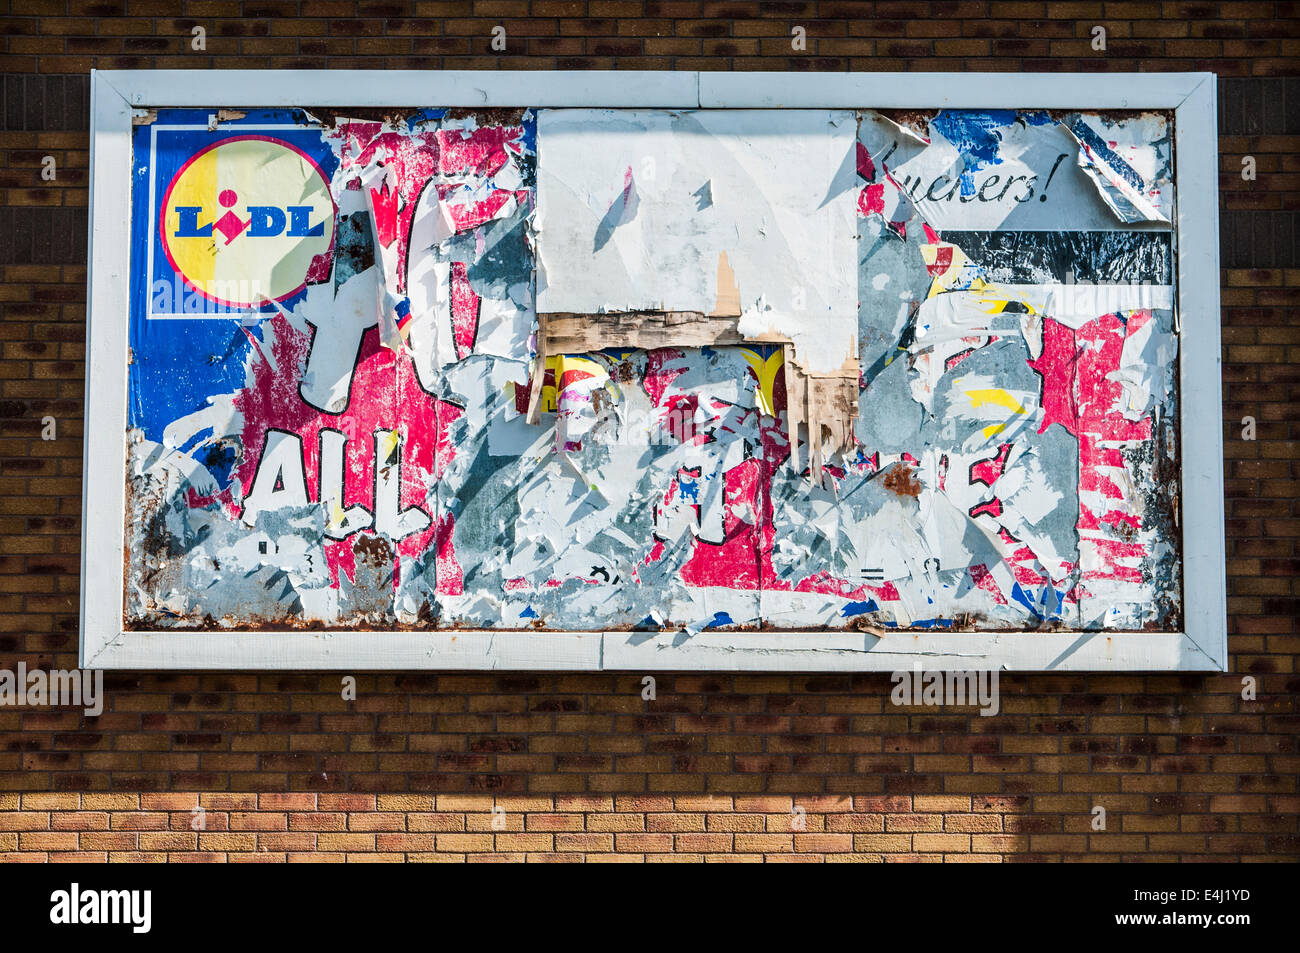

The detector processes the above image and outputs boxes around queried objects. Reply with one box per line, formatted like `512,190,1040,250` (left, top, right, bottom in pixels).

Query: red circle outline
158,134,337,311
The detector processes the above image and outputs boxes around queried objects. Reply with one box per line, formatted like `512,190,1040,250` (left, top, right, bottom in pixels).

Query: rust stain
879,109,937,135
1079,107,1173,124
446,107,527,126
881,462,922,498
296,107,529,130
850,616,886,636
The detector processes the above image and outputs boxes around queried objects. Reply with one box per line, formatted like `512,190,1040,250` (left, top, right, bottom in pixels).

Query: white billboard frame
81,70,1225,672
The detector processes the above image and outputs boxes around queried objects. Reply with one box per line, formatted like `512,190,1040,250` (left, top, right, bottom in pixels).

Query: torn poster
535,109,859,375
124,106,1180,634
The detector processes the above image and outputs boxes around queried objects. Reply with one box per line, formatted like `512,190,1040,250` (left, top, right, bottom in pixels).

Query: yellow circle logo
161,136,335,309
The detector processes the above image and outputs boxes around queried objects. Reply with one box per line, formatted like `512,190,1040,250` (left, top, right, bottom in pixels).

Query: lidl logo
160,135,335,309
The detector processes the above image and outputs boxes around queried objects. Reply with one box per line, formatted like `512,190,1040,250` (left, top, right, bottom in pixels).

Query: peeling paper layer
123,105,1181,636
859,108,1173,231
535,108,859,374
1066,113,1173,224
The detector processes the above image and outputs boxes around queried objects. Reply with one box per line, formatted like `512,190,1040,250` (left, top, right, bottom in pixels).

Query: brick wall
0,2,1297,862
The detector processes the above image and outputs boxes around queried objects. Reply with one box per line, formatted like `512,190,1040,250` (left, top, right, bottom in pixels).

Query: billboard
83,71,1225,670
